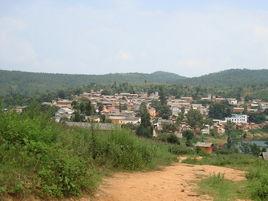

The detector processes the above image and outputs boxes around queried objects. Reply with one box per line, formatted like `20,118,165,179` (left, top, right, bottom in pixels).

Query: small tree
160,105,172,120
136,103,153,138
186,109,203,129
85,101,93,116
166,134,179,144
100,114,106,123
225,121,238,149
71,101,79,110
210,128,218,137
208,102,232,120
57,90,66,99
182,130,194,146
225,121,235,134
150,94,171,120
176,111,184,125
97,102,104,113
159,87,167,105
0,97,2,112
72,111,85,122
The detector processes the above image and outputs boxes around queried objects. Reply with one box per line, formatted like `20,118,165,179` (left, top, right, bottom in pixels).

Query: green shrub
246,165,268,201
157,133,180,144
184,153,268,201
92,130,175,170
168,144,194,155
198,173,246,201
0,112,99,197
183,153,259,167
0,110,176,198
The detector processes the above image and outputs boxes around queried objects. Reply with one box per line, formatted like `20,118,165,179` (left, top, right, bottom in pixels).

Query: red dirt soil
93,162,245,201
3,162,246,201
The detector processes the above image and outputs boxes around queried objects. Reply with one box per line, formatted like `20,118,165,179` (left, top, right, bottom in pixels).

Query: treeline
181,69,268,87
1,68,268,107
2,82,268,108
0,70,185,96
1,68,268,100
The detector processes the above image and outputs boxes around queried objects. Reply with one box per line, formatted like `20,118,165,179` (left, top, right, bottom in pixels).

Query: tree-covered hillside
0,68,268,99
0,70,185,96
181,69,268,87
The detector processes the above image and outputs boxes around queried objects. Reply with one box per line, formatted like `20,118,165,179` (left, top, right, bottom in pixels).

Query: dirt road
93,163,245,201
3,162,246,201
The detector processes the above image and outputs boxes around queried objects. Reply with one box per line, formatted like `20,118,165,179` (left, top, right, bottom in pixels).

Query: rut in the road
92,163,245,201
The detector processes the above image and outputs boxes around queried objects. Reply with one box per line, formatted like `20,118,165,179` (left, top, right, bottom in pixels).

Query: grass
183,153,262,168
198,173,247,201
184,153,268,200
0,109,176,199
247,128,268,140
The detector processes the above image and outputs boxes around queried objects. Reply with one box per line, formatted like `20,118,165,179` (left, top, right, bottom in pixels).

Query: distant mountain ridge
0,70,186,96
0,68,268,96
181,69,268,86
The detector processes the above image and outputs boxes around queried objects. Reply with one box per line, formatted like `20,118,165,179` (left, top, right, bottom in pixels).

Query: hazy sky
1,0,268,77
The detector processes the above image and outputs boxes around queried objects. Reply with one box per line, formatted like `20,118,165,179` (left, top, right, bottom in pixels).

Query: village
46,90,268,143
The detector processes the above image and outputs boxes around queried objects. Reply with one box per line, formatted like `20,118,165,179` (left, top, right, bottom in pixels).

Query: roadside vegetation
0,104,176,199
198,173,247,201
184,154,268,201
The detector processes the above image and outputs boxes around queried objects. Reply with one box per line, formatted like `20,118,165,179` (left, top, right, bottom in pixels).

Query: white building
201,125,210,135
259,102,268,111
227,98,238,105
225,114,248,124
55,108,74,122
171,106,181,116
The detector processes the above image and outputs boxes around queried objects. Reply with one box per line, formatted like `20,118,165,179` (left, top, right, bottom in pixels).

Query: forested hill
1,68,268,96
180,69,268,87
0,70,185,96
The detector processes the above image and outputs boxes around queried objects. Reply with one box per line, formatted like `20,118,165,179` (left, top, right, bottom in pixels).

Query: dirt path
93,162,245,201
3,162,246,201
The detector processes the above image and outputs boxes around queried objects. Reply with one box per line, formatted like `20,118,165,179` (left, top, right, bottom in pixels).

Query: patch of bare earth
2,162,246,201
93,163,245,201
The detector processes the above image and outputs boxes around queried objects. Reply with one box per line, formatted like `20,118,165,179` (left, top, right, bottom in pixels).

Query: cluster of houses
52,91,159,124
9,90,268,156
50,91,268,138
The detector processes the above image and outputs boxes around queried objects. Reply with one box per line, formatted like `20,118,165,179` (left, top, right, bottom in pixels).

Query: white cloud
118,51,130,61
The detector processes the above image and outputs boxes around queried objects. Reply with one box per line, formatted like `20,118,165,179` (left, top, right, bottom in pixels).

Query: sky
1,0,268,77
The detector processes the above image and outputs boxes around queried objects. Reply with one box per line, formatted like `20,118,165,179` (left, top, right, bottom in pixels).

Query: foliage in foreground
198,173,247,201
0,110,175,198
246,165,268,201
184,153,268,200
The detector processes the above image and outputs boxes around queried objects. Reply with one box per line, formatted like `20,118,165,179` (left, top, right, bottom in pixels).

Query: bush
121,123,138,131
0,112,98,197
183,153,259,167
168,144,194,155
246,165,268,201
92,130,175,170
0,110,176,198
184,153,268,201
198,173,246,201
157,133,180,144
